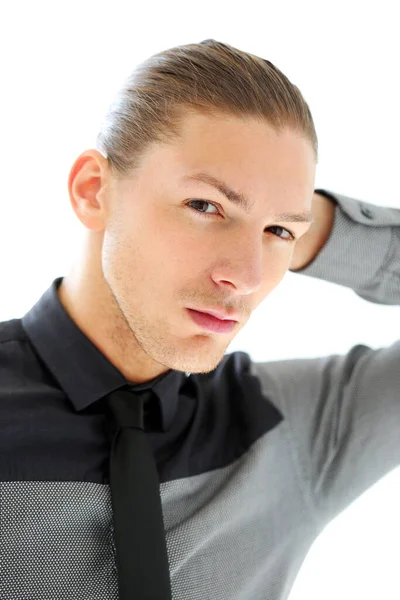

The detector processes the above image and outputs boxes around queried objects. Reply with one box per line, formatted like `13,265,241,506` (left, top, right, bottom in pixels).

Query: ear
68,149,110,232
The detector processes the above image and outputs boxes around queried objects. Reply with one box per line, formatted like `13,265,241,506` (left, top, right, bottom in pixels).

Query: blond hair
96,39,318,177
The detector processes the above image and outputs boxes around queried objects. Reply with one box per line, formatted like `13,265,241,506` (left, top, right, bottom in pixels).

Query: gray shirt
0,188,399,599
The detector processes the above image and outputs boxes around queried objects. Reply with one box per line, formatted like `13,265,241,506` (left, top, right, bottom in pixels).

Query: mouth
186,309,237,334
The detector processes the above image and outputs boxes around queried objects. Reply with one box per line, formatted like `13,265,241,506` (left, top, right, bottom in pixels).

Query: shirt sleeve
291,188,400,305
260,189,400,526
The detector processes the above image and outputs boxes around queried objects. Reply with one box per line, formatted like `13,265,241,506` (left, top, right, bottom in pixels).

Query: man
1,39,399,600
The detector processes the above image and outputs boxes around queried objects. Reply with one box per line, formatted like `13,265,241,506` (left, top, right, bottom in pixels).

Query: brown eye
187,199,220,215
267,225,295,241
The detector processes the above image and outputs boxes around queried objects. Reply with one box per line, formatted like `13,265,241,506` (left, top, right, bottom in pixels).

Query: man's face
99,110,315,376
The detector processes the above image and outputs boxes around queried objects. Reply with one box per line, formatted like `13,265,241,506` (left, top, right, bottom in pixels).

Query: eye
186,199,296,241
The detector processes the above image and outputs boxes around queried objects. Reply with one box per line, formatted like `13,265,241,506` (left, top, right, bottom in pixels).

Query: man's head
59,40,317,384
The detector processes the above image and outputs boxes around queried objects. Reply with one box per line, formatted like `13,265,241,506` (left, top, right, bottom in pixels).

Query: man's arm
289,188,400,305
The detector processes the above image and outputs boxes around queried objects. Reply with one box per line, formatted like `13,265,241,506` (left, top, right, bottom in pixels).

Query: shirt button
360,206,373,219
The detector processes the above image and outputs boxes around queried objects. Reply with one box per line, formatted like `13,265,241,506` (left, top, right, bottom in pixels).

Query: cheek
160,225,203,268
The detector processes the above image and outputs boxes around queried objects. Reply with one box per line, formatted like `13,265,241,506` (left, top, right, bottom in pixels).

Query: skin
58,110,317,384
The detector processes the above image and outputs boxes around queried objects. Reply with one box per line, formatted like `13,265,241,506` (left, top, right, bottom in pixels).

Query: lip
186,309,237,334
189,307,239,322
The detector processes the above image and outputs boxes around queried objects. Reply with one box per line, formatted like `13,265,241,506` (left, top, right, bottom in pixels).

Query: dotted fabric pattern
0,429,320,600
1,481,118,599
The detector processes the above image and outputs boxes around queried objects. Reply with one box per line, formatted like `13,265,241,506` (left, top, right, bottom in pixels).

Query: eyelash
186,199,296,241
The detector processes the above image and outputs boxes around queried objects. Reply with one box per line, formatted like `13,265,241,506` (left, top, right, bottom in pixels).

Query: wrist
289,192,336,271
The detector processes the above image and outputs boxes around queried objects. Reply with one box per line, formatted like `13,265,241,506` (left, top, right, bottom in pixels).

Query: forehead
136,111,316,210
174,109,313,158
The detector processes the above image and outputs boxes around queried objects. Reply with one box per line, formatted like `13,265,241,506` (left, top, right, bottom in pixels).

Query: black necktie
105,387,172,599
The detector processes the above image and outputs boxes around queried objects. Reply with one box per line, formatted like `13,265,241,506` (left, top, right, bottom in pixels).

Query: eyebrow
182,171,314,224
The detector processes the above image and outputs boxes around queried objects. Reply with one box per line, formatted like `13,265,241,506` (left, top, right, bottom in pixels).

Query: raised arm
290,188,400,305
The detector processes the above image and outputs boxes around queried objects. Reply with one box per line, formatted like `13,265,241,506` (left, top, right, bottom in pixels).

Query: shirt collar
21,276,188,431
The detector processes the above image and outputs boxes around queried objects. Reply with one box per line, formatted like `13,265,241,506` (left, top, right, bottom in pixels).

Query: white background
1,1,399,598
